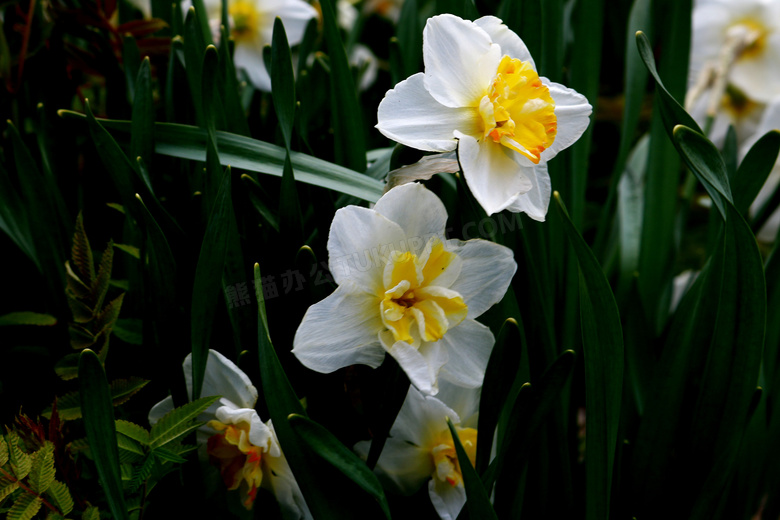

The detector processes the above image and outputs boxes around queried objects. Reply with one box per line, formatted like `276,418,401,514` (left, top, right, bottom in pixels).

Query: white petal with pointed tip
474,15,535,68
455,131,534,216
372,183,449,253
437,319,495,389
292,283,385,373
429,478,467,520
376,73,479,152
423,14,500,108
541,81,593,161
505,162,552,222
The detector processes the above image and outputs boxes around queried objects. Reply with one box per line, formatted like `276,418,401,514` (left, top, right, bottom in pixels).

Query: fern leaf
151,446,187,464
116,434,145,462
113,244,139,259
6,432,31,480
45,480,74,517
66,295,95,324
149,396,220,449
82,505,100,520
110,378,149,407
0,477,20,502
53,355,79,381
43,392,81,421
28,442,55,494
92,241,114,311
69,324,95,350
45,512,65,520
94,293,124,336
71,212,95,286
114,421,149,446
65,262,91,300
7,493,42,520
129,455,156,493
0,434,8,466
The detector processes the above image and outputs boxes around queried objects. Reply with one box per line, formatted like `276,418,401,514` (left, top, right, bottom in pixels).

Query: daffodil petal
434,380,481,429
445,238,516,319
455,131,533,216
265,0,319,45
376,73,479,152
437,319,494,388
732,34,780,102
505,162,552,222
383,337,444,395
186,350,258,409
387,385,460,448
327,205,406,291
540,81,593,161
423,14,501,108
234,42,272,92
474,15,535,68
358,437,432,495
148,396,173,426
263,419,312,519
292,283,386,372
428,478,467,520
214,406,273,451
372,183,448,254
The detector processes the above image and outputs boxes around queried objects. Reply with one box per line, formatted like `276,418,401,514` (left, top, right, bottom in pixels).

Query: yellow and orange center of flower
229,0,261,43
722,84,760,118
729,18,769,60
380,240,467,344
207,420,265,509
429,427,478,487
479,56,557,164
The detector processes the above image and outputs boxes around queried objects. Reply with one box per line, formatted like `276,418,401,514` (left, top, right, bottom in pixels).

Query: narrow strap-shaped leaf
217,24,250,136
395,0,421,79
288,414,391,519
0,312,56,327
131,57,155,194
59,112,384,202
554,193,623,520
319,0,367,172
190,167,233,400
447,418,498,520
78,349,129,520
271,17,296,150
734,130,780,215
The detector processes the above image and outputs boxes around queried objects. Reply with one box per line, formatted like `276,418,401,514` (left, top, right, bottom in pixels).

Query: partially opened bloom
355,381,481,520
149,350,311,517
376,14,592,218
292,183,516,395
198,0,318,91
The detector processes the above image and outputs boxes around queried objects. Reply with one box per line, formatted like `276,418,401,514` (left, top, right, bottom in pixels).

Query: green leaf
113,319,143,345
150,446,187,463
0,435,7,466
395,0,421,79
734,130,780,215
82,505,101,520
446,418,498,520
93,241,115,312
110,377,149,407
183,5,209,126
288,414,391,519
320,0,367,172
271,17,296,150
45,480,74,517
0,312,57,327
149,395,220,449
113,244,140,259
554,193,623,520
115,420,150,445
59,112,384,202
71,212,95,286
672,125,733,220
190,168,233,400
0,477,20,502
28,442,55,494
78,349,128,520
7,493,42,520
131,57,155,193
217,25,250,136
6,432,31,480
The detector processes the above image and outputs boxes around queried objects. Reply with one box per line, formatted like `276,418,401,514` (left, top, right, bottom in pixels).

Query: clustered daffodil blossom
376,14,592,219
355,381,482,520
292,183,516,395
149,350,311,517
197,0,318,91
687,0,780,144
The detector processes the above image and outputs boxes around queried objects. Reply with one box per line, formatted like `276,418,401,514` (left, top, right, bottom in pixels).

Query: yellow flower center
722,84,760,118
207,420,265,509
229,0,261,43
479,56,557,164
730,18,769,60
380,239,467,344
430,427,478,487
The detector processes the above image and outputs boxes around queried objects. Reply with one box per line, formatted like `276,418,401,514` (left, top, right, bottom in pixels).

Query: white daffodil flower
375,14,592,219
192,0,318,92
149,350,311,517
355,381,481,520
292,182,516,395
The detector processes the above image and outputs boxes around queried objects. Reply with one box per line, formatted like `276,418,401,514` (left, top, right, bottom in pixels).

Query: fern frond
81,505,100,520
129,455,156,493
44,512,65,520
67,438,89,456
66,294,94,324
28,442,55,494
64,262,91,300
116,434,145,463
53,355,79,381
92,241,114,311
45,480,74,517
114,421,149,445
94,293,124,336
0,434,8,466
149,395,220,449
43,392,81,421
6,432,31,480
0,477,20,502
7,492,42,520
150,446,187,464
71,212,95,286
110,378,149,408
